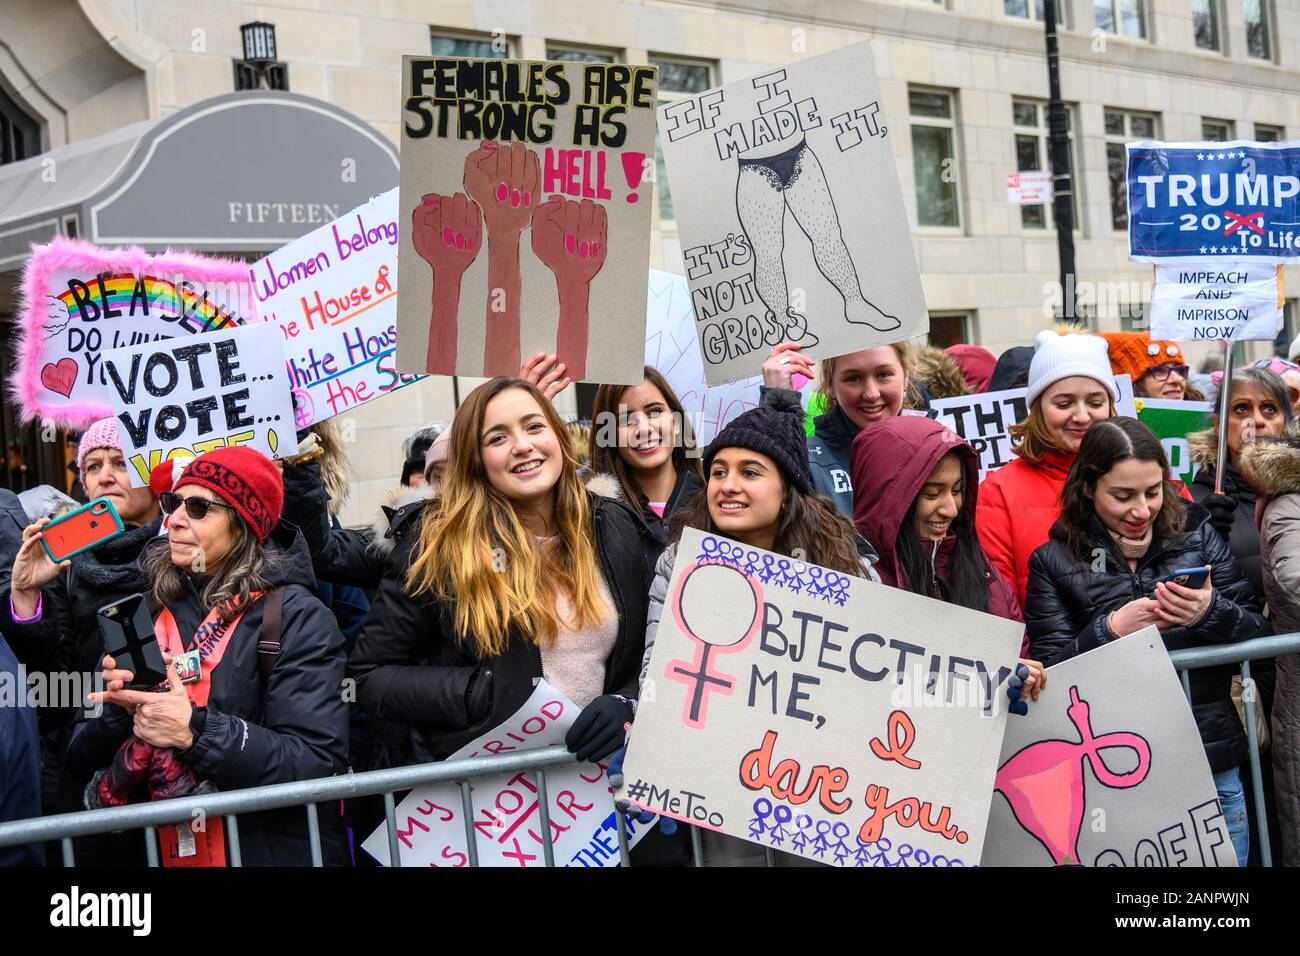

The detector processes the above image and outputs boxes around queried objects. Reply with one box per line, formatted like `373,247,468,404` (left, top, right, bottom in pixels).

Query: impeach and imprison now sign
618,528,1022,866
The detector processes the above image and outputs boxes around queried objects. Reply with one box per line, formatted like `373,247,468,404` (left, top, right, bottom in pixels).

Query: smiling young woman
976,328,1119,605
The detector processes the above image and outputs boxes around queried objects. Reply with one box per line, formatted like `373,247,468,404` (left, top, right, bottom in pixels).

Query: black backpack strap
256,587,284,680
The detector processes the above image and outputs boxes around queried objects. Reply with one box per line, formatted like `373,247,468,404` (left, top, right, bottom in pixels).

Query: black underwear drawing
737,137,808,191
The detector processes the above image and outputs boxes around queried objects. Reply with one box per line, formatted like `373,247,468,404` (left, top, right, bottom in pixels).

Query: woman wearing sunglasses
73,447,350,867
1100,332,1197,401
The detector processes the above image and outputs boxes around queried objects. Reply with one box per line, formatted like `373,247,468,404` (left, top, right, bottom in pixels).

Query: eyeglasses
159,492,234,521
1145,364,1190,382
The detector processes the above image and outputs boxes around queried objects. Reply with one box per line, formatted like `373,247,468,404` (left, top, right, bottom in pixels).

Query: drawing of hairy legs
736,163,818,348
783,144,900,332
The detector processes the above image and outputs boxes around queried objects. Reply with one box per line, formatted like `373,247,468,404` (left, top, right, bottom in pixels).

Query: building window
927,312,972,349
1013,100,1079,231
1095,0,1146,37
1245,0,1272,59
1202,119,1234,141
546,46,616,63
1119,302,1148,332
1004,0,1070,28
651,57,714,224
910,89,961,228
1256,124,1284,142
431,32,509,58
1105,109,1158,230
1191,0,1222,49
0,86,39,166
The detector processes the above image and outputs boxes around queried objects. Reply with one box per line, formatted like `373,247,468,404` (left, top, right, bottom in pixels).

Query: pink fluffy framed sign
10,237,256,428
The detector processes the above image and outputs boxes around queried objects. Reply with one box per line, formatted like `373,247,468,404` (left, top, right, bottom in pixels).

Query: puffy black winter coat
349,492,654,764
1025,508,1270,772
65,528,350,866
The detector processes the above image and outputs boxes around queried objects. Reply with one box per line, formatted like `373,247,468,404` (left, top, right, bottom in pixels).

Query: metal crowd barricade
2,632,1296,868
1168,631,1300,869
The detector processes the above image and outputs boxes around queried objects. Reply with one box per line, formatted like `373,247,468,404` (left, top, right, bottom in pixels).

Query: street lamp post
1044,0,1078,320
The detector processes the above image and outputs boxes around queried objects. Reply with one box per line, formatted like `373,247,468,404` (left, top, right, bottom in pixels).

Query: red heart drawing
40,358,79,397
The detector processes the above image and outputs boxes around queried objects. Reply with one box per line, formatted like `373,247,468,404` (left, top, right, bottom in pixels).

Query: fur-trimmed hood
1240,437,1300,498
585,472,622,501
310,419,352,512
913,346,969,400
369,485,433,556
1188,426,1219,471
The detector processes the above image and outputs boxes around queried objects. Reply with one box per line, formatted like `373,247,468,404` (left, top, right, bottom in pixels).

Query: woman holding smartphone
1025,417,1269,866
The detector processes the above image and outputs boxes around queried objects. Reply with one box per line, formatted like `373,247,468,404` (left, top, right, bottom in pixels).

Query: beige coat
1241,438,1300,866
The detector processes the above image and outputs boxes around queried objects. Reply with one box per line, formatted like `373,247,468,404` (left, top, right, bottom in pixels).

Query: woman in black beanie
635,392,878,865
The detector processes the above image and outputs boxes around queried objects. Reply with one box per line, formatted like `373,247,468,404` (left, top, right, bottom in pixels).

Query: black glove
565,695,633,763
1203,493,1237,543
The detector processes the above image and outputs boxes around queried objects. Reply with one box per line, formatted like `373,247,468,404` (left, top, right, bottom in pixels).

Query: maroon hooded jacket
849,416,1023,626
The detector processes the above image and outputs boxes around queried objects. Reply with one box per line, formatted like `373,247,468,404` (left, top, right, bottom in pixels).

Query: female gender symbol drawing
735,133,901,341
664,560,763,730
994,686,1152,866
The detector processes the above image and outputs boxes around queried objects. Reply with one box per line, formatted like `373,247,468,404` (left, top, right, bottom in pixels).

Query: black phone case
98,593,167,690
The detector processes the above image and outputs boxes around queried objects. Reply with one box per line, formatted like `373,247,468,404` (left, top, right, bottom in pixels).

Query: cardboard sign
982,630,1237,867
657,41,928,386
927,375,1137,481
618,528,1022,866
1006,171,1054,206
12,238,254,427
362,682,648,868
1150,261,1283,342
1133,397,1215,485
1127,141,1300,261
644,269,816,447
102,322,298,486
250,189,423,427
393,56,657,384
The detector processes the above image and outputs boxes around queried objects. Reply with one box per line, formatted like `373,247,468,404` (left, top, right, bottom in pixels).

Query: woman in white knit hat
975,327,1119,607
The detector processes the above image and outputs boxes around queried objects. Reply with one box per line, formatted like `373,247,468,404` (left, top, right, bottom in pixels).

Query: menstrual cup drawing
664,560,763,730
994,685,1151,866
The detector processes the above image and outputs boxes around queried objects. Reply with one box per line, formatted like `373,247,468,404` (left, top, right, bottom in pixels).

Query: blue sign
1127,142,1300,261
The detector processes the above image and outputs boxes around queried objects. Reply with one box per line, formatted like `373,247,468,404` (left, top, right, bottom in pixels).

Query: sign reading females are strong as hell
658,41,929,386
618,528,1023,867
394,56,656,384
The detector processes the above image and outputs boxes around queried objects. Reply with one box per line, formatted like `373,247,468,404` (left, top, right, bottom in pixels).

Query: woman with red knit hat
1100,331,1191,400
75,446,350,867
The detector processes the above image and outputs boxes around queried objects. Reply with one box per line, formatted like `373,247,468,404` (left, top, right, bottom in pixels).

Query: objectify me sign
1126,141,1300,261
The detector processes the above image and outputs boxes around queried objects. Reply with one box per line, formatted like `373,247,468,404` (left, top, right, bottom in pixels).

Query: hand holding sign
413,192,482,375
532,196,608,380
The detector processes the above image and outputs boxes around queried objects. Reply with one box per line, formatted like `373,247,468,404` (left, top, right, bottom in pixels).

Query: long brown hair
141,509,282,623
1009,391,1118,464
591,366,702,507
1058,417,1186,563
406,378,607,656
668,476,864,576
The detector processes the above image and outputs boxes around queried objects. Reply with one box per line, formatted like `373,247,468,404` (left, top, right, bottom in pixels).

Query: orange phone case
41,498,125,563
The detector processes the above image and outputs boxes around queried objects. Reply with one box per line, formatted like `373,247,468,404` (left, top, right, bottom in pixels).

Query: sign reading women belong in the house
250,189,423,428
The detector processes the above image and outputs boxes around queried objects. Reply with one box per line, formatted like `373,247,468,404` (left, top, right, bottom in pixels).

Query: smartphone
40,497,124,563
97,593,167,691
1154,566,1211,590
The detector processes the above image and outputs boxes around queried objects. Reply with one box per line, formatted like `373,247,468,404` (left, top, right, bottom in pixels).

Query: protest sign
250,189,422,427
13,238,253,428
393,56,656,383
362,682,648,868
982,630,1237,867
618,528,1022,866
1133,397,1215,486
644,269,816,446
1127,141,1300,262
1150,261,1283,342
657,41,928,386
102,322,298,486
1006,171,1053,205
927,375,1136,480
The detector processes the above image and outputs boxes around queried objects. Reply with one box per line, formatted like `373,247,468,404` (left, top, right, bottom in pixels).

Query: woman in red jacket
851,415,1044,700
977,328,1119,605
